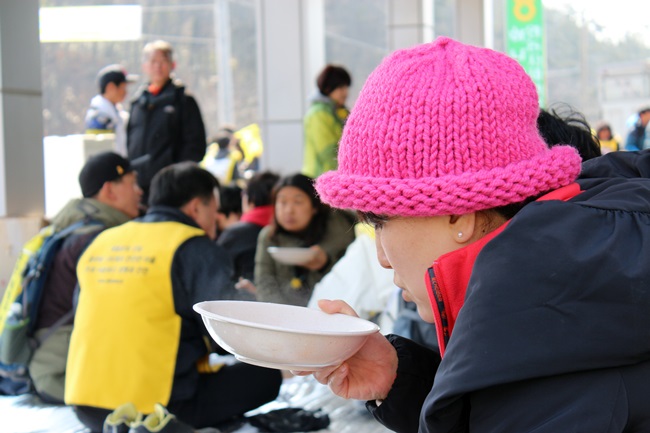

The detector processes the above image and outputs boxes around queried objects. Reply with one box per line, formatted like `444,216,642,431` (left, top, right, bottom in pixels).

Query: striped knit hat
315,37,582,216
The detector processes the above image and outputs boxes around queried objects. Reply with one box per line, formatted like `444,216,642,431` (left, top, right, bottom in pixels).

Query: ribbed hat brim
315,145,582,217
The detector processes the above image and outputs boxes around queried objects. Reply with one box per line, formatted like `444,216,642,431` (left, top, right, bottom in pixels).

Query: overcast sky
542,0,650,45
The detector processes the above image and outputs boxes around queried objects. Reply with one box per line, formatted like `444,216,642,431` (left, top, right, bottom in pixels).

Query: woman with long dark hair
251,173,355,306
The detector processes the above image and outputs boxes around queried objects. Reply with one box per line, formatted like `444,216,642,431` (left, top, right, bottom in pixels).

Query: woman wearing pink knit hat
301,37,650,431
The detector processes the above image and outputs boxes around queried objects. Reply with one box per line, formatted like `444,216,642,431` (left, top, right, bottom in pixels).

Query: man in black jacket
127,40,206,204
66,162,282,433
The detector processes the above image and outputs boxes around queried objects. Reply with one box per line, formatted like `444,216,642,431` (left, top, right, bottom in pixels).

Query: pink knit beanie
315,37,582,216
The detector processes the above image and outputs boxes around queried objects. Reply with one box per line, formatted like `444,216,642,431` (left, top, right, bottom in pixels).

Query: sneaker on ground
129,403,194,433
103,402,143,433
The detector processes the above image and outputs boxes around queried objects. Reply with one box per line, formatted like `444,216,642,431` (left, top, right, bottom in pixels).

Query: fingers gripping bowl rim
193,300,380,371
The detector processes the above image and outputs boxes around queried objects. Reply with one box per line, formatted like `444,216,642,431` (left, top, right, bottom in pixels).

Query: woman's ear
448,213,477,244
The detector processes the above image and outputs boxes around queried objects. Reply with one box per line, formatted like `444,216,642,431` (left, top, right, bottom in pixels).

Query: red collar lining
426,183,582,357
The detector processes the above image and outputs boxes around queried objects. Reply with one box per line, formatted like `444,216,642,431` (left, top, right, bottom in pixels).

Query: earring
457,232,463,238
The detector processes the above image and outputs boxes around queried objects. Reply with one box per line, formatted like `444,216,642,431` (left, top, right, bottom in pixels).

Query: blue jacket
370,150,650,432
625,119,649,151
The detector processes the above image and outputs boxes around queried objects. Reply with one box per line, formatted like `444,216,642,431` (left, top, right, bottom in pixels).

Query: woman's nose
374,232,392,269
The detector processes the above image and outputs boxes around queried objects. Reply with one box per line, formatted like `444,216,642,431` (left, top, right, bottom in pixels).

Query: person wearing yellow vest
201,128,244,186
65,162,282,432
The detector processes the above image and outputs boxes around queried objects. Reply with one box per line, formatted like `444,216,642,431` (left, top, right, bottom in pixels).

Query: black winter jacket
369,150,650,433
217,221,264,282
127,79,206,198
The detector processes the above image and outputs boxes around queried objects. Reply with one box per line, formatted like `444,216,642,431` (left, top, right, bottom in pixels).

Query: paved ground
0,375,392,433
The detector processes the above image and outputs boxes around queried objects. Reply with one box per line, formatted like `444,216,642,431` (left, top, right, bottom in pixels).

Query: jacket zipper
426,265,449,356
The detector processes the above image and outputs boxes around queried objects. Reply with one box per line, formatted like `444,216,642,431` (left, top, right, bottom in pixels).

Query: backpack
0,219,102,395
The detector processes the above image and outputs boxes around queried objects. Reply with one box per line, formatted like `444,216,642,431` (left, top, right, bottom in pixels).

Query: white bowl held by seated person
267,246,317,265
193,300,380,371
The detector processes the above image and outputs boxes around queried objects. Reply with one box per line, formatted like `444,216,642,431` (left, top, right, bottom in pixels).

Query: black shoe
247,407,330,432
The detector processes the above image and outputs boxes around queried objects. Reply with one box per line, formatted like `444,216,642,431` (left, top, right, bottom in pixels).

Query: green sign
505,0,546,107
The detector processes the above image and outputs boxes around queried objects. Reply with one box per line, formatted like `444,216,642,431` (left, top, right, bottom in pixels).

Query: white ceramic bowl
193,300,380,370
267,246,317,265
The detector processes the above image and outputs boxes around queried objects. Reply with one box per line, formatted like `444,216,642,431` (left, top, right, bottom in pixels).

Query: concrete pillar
0,0,44,217
456,0,485,46
215,0,235,125
0,0,45,293
386,0,488,50
254,0,325,174
387,0,434,50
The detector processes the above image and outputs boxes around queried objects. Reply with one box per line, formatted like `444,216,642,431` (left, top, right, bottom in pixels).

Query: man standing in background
85,64,136,157
65,163,281,432
127,40,206,205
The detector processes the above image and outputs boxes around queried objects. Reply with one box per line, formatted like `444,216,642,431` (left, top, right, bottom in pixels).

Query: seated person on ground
218,171,279,283
215,184,243,237
244,173,355,307
307,105,604,354
30,151,142,404
64,162,282,433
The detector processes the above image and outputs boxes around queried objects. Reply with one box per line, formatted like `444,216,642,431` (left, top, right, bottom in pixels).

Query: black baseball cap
79,152,134,198
97,64,138,93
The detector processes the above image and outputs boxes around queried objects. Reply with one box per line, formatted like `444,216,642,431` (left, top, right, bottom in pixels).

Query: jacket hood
51,198,130,231
308,91,335,106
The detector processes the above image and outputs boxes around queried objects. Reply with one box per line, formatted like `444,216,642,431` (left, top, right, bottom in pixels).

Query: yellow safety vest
65,221,205,412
